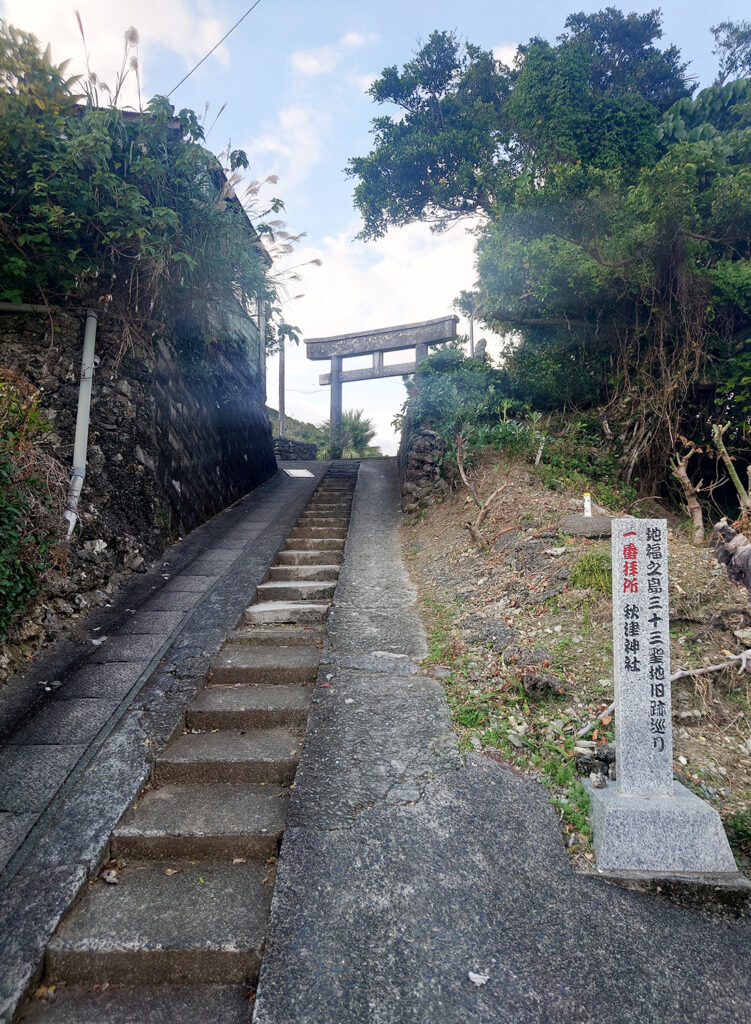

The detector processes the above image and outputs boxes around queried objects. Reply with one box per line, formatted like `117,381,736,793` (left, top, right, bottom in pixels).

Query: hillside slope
402,453,751,874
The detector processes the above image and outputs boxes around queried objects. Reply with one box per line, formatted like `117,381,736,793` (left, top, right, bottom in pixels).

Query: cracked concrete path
253,459,751,1024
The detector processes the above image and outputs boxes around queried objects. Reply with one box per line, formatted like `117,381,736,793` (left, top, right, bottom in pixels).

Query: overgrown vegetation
0,372,65,638
0,20,298,353
0,20,307,640
350,9,751,517
403,345,639,512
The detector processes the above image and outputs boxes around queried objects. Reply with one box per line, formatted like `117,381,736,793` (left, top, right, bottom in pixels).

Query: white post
63,310,98,539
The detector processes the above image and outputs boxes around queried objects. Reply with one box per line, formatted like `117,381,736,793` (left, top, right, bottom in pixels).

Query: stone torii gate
306,315,458,451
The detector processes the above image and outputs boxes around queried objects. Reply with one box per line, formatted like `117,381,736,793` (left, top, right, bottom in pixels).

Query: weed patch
570,550,612,593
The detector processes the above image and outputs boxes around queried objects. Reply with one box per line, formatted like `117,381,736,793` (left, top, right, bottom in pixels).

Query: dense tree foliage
0,21,276,345
349,9,751,498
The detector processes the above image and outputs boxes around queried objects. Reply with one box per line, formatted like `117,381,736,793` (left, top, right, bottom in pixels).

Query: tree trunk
712,422,751,513
671,454,704,545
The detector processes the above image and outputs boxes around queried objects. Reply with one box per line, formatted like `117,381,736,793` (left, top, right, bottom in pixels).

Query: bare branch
670,649,751,683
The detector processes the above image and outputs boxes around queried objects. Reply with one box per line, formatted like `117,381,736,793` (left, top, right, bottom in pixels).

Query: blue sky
4,0,749,451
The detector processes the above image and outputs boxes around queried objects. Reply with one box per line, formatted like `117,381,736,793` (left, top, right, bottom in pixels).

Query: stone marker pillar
586,518,739,877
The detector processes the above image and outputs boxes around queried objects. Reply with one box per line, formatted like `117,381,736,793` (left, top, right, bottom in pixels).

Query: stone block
586,779,739,875
559,513,612,538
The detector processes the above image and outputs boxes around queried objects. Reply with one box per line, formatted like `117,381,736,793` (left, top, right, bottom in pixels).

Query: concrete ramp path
253,459,751,1024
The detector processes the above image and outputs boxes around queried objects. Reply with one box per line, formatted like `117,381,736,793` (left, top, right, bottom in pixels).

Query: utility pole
278,334,286,438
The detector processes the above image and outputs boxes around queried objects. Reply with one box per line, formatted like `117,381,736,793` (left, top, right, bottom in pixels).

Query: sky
3,0,749,453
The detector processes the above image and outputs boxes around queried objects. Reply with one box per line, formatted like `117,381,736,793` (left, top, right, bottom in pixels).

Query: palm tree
319,409,381,459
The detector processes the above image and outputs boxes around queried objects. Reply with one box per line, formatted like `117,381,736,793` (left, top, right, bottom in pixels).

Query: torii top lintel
305,315,458,361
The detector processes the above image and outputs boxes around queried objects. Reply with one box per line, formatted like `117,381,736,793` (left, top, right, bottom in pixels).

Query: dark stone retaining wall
273,437,318,461
153,302,276,533
0,301,275,654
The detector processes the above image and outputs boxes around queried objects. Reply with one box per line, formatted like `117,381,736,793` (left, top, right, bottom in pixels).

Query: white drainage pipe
63,310,99,539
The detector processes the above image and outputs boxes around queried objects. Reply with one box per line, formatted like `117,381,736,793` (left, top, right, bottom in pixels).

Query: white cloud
290,31,374,78
341,31,366,48
0,0,231,107
246,105,330,191
267,220,506,455
290,45,340,76
353,71,377,93
493,43,520,68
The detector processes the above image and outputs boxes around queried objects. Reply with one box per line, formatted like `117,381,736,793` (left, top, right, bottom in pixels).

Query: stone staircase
24,465,358,1022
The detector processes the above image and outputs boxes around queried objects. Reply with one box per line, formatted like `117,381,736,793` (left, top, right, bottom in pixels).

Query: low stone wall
273,437,318,461
399,425,448,511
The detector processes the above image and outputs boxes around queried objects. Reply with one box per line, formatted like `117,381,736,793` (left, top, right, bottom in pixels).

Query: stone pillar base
585,779,739,875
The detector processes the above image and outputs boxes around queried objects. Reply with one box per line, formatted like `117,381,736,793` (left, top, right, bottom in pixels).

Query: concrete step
225,623,325,646
112,782,288,860
276,549,343,566
266,564,340,582
256,580,336,602
283,537,345,551
47,861,271,984
211,644,320,685
298,514,349,524
188,683,312,730
243,601,330,625
155,727,301,784
306,503,351,511
290,527,348,539
21,984,250,1024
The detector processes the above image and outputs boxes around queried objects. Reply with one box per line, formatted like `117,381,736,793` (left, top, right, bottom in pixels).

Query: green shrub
725,808,751,858
0,373,64,638
570,551,612,593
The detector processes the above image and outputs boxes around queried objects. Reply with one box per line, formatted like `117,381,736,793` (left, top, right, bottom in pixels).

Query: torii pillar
306,316,458,453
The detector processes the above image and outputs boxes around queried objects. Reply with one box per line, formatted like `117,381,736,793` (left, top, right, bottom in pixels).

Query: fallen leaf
601,715,612,725
232,858,247,865
584,853,594,861
164,868,183,876
198,876,205,884
468,971,489,987
100,870,118,885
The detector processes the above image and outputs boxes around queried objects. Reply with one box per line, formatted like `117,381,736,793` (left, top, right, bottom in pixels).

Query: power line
167,0,264,98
